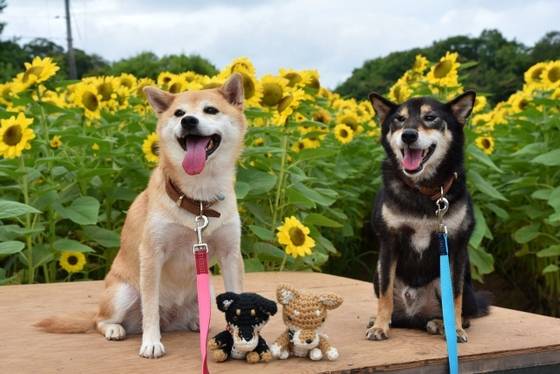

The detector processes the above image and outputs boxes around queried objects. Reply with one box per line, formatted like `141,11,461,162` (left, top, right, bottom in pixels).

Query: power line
64,0,77,79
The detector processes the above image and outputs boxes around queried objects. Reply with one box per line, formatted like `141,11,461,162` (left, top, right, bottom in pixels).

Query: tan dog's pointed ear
276,284,298,305
319,293,343,310
143,86,174,114
220,73,244,110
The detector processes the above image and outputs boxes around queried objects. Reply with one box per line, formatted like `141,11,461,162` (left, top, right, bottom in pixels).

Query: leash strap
436,194,459,374
193,214,211,374
438,232,459,374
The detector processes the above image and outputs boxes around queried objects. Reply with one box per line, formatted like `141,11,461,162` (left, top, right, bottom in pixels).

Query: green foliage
336,29,560,104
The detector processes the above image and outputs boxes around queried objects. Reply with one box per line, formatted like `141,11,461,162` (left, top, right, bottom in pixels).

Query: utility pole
64,0,77,79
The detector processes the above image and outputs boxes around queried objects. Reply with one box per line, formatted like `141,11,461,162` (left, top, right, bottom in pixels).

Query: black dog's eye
424,115,437,121
203,106,219,115
174,109,185,117
395,115,406,122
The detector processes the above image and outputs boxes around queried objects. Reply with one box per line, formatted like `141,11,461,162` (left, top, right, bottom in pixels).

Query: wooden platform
0,272,559,373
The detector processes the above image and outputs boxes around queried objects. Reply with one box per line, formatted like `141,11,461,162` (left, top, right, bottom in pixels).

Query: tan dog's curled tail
34,311,96,333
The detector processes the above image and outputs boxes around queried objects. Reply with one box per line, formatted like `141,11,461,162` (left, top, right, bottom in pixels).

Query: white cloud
2,0,558,88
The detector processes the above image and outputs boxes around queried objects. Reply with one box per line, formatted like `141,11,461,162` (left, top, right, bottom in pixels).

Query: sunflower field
0,54,559,314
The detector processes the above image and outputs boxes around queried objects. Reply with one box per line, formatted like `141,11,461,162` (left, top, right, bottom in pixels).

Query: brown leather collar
401,172,458,201
165,178,221,218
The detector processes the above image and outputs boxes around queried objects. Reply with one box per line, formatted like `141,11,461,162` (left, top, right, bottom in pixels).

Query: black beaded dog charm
208,292,277,364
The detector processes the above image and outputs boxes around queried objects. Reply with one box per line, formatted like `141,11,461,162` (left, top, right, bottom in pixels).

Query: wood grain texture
0,272,559,373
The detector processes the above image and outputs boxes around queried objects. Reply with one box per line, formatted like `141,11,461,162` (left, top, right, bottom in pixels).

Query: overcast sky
2,0,559,88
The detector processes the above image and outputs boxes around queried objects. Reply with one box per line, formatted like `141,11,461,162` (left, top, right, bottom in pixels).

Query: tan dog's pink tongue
403,148,423,171
182,136,211,175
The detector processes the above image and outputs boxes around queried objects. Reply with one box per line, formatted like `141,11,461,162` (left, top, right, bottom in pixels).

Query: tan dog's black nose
181,115,199,130
305,338,313,344
401,129,418,144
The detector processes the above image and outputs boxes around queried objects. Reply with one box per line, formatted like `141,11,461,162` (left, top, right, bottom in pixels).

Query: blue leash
436,196,459,374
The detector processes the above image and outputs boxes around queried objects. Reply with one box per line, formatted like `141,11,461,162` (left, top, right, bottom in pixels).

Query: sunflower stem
20,155,34,284
279,252,288,272
272,132,289,228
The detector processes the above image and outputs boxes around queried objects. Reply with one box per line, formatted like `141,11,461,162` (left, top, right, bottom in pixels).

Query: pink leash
193,214,211,374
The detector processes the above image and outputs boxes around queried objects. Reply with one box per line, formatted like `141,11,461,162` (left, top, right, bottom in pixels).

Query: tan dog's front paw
246,351,260,364
104,323,126,341
456,328,468,343
366,325,389,340
260,351,273,362
366,316,376,329
139,340,166,359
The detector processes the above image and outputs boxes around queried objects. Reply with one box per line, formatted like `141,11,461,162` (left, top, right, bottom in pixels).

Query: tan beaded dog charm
270,284,343,361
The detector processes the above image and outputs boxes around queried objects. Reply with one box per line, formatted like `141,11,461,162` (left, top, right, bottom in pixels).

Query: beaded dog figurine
270,284,343,361
208,292,277,364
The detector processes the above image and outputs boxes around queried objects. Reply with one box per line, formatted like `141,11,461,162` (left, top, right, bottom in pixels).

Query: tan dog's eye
250,309,256,316
236,309,241,316
174,109,185,117
203,106,219,115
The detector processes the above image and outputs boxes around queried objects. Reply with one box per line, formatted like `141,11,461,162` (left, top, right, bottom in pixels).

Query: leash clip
193,213,209,253
435,186,449,234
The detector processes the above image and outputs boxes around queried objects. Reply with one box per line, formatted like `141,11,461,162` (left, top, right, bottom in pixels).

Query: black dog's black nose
181,115,199,129
306,339,313,344
401,129,418,144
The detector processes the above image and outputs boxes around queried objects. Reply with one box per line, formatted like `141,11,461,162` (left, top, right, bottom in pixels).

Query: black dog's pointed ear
257,296,278,317
368,92,397,125
216,292,238,313
447,90,476,125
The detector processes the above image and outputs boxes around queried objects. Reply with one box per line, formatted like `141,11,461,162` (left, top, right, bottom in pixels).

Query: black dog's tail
473,290,492,317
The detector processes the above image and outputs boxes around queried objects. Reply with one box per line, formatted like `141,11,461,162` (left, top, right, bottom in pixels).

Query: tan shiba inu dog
36,73,247,359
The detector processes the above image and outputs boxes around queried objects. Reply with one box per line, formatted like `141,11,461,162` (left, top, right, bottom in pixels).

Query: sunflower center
284,72,302,87
3,124,23,146
481,138,491,149
433,60,453,78
82,91,99,112
340,129,349,138
67,255,78,266
518,99,528,111
169,82,183,94
548,66,560,83
97,82,113,101
342,117,358,131
531,67,545,82
288,227,306,246
23,66,44,82
151,140,159,156
306,76,320,90
120,78,133,88
261,83,283,106
277,95,293,113
241,73,255,99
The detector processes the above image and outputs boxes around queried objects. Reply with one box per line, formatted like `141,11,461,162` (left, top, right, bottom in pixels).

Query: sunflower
388,81,412,103
294,112,306,122
136,78,155,98
253,137,265,146
18,57,59,86
259,75,288,108
273,88,306,125
117,73,137,91
426,52,460,87
542,61,560,88
222,57,256,78
50,135,62,149
157,71,176,89
475,136,495,155
200,75,224,90
0,113,35,159
336,111,361,133
276,216,315,258
473,95,487,113
524,62,547,86
300,70,320,90
334,123,354,144
142,132,159,163
91,143,100,151
412,54,429,73
508,91,532,114
312,108,332,124
59,251,87,273
73,83,102,119
279,68,305,87
167,75,187,94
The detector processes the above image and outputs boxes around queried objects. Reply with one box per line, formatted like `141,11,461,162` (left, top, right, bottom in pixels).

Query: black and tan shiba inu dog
365,91,490,343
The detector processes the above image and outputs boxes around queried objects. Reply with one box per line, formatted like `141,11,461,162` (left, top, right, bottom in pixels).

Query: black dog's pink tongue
403,148,423,171
182,136,211,175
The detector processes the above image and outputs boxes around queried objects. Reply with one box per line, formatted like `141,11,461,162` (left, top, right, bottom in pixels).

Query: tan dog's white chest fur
75,74,247,359
381,201,469,253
